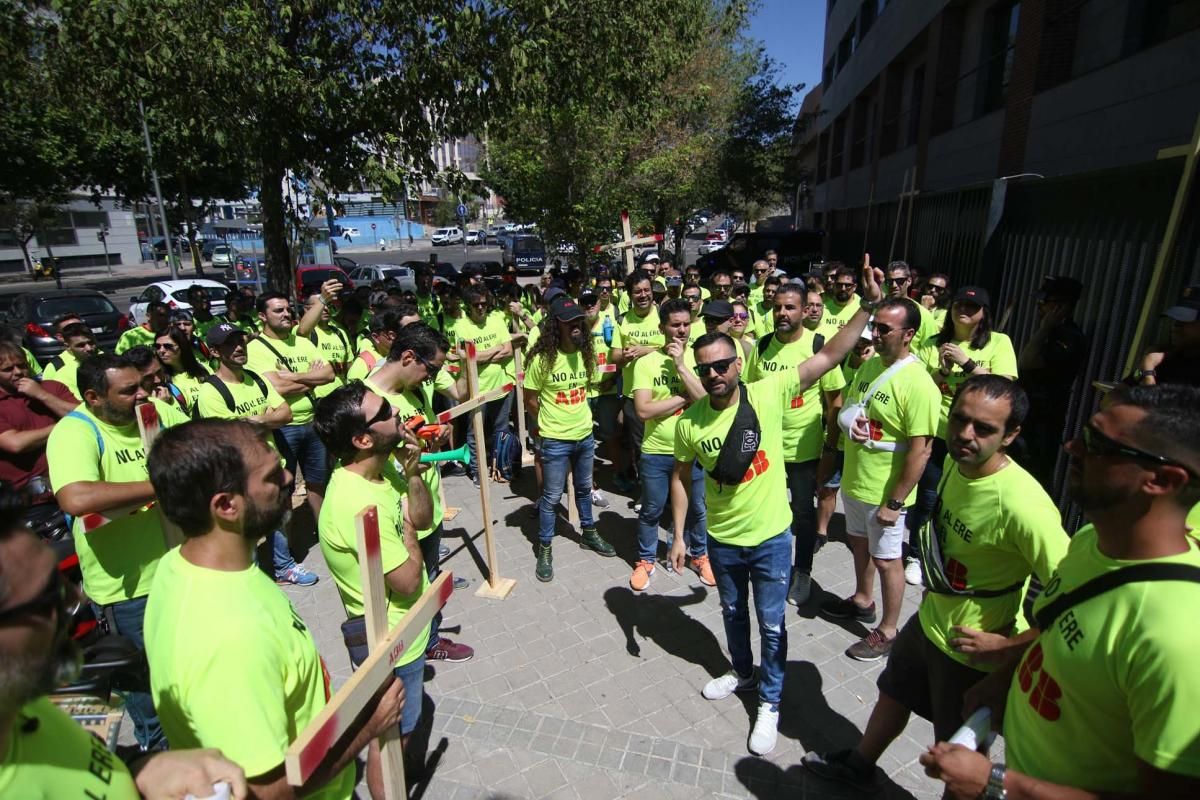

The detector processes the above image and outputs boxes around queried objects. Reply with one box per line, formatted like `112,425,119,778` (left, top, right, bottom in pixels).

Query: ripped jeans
706,528,792,709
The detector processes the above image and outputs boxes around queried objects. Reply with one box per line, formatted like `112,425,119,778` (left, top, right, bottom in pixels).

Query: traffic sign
456,203,468,219
371,223,377,230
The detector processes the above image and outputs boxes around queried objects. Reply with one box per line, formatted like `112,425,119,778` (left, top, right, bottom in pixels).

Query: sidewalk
279,466,998,799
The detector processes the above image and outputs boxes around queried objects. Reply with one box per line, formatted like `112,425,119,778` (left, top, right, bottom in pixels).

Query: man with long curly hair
524,296,616,582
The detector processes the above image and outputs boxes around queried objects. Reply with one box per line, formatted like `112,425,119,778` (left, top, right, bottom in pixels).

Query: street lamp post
97,225,113,276
138,99,177,281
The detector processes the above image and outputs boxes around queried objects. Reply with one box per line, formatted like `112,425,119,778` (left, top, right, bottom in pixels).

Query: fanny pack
918,470,1025,598
340,616,370,669
837,355,915,453
708,383,760,489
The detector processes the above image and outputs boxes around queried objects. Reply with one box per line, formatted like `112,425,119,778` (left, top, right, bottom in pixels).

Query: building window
837,31,854,75
70,210,109,229
980,1,1021,115
850,95,876,170
906,64,925,148
830,115,848,178
1126,0,1200,53
823,57,835,87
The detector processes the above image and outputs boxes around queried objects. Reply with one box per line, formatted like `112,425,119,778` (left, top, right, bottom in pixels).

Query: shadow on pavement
602,586,728,678
732,756,919,800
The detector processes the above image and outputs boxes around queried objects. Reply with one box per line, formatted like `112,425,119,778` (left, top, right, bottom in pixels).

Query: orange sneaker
689,554,716,586
630,560,655,591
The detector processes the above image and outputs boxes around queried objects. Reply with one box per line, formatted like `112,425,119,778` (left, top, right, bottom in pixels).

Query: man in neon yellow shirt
145,419,400,800
296,281,353,389
40,322,97,400
616,273,664,492
822,297,940,662
116,301,172,354
748,258,772,306
921,383,1200,800
525,296,616,582
0,513,249,799
684,264,710,302
745,283,846,606
753,275,782,338
670,264,883,757
580,288,622,507
884,261,938,348
346,310,401,382
47,353,189,751
804,376,1067,791
629,298,710,591
247,291,335,535
451,285,515,485
823,266,860,332
362,323,475,663
314,383,438,790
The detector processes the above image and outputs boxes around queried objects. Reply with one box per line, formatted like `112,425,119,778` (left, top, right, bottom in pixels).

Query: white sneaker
748,702,780,755
904,556,923,586
702,668,758,701
591,489,609,508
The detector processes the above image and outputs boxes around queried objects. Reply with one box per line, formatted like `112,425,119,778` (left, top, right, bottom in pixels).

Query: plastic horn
419,443,471,464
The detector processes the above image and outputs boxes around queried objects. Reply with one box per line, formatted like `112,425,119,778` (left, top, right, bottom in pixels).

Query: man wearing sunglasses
615,273,665,493
450,285,515,486
919,273,951,329
670,262,884,757
884,261,938,348
823,265,861,333
822,298,941,663
46,354,191,751
0,502,250,798
748,258,773,307
684,265,711,302
365,323,475,664
922,383,1200,800
754,275,782,338
744,284,847,607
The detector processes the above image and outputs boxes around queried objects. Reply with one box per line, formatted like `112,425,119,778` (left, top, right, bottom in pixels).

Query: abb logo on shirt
789,395,805,409
1017,642,1062,721
868,419,884,441
597,352,607,365
554,387,587,405
938,380,954,396
944,558,968,591
740,451,770,484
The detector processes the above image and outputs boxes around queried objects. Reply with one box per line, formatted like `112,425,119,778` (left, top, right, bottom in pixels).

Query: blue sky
746,1,826,94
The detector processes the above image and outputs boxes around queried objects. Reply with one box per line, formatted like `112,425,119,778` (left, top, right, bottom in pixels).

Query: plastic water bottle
948,707,994,752
602,316,614,347
185,782,231,800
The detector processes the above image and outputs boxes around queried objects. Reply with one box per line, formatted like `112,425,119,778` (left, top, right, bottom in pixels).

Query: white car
347,264,417,292
129,279,229,324
464,229,484,245
211,243,239,268
432,227,464,246
697,233,727,256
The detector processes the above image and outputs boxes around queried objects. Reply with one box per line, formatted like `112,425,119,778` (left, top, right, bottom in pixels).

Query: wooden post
594,211,663,277
902,168,920,263
461,341,517,600
356,508,405,800
136,402,183,548
510,323,533,466
1123,113,1200,375
566,465,580,529
285,569,452,792
887,168,911,265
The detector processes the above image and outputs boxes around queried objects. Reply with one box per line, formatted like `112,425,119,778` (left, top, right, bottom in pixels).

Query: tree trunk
259,159,292,297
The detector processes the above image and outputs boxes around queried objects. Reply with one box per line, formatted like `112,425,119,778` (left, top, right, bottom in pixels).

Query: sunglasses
684,295,701,302
414,353,441,382
927,284,948,292
597,285,612,293
871,322,911,336
154,343,179,352
732,312,749,321
694,355,738,377
362,400,395,431
470,302,489,310
885,277,910,286
835,282,856,290
1081,423,1192,475
0,569,81,626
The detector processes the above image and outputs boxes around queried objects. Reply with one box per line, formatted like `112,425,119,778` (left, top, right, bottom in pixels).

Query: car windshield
172,287,227,304
35,296,116,319
302,269,341,283
381,268,411,280
513,238,543,255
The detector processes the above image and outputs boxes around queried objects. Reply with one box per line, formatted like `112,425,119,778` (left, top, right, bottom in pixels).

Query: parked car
226,256,266,289
129,279,230,325
431,227,464,246
333,256,358,272
461,260,503,278
1,289,128,361
695,230,826,279
697,233,727,255
338,226,360,238
464,229,484,245
485,225,506,244
150,236,190,256
499,235,546,275
347,264,417,292
211,243,239,268
296,265,354,299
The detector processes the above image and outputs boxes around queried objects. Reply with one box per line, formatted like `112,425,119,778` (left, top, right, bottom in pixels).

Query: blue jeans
274,423,331,487
417,524,445,649
465,393,514,479
393,656,426,736
706,528,792,709
539,435,595,544
271,530,296,575
106,595,166,750
906,439,947,548
637,454,706,562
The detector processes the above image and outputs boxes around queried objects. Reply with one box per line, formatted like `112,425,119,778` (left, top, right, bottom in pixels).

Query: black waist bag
340,616,369,669
708,383,761,489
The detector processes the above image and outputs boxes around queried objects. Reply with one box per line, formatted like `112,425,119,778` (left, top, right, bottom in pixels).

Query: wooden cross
285,507,453,797
459,341,517,600
596,210,663,277
136,402,184,548
1123,112,1200,375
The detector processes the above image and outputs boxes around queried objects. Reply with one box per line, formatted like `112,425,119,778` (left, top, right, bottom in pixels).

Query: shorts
842,495,906,559
877,615,988,741
589,394,622,442
822,451,844,489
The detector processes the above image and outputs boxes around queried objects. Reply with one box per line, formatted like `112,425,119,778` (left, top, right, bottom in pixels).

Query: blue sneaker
276,564,318,586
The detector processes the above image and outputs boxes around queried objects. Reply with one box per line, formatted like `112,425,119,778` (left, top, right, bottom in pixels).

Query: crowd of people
0,248,1198,799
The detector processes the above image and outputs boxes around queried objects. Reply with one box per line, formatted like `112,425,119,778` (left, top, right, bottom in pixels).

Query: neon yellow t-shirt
917,332,1019,438
195,371,287,420
24,346,43,377
673,373,794,546
618,306,664,388
42,352,82,399
225,315,260,336
309,325,352,397
318,463,430,668
631,348,697,456
590,314,623,398
930,307,948,329
754,302,775,338
840,356,941,506
0,696,139,799
822,294,859,332
145,549,353,798
346,344,386,383
1004,525,1200,791
192,313,225,341
451,313,513,392
114,324,159,354
744,331,846,463
364,376,443,538
524,350,593,441
912,302,940,349
170,368,210,412
246,333,325,425
47,399,188,605
917,458,1068,669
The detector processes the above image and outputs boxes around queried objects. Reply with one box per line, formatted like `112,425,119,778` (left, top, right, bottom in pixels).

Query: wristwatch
885,498,904,511
983,762,1007,799
859,297,880,312
1134,369,1157,381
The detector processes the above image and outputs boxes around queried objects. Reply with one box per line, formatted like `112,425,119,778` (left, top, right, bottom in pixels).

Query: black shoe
786,571,811,606
535,543,554,582
813,534,828,554
820,596,877,623
580,527,616,557
801,749,878,791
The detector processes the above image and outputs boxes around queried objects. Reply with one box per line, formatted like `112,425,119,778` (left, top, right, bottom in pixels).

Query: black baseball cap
952,286,991,309
205,323,246,347
550,296,586,322
700,299,734,320
1035,276,1083,303
1164,285,1200,323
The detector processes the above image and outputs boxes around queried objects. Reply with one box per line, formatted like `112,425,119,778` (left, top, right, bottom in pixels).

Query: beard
0,635,81,711
99,399,136,426
243,491,291,542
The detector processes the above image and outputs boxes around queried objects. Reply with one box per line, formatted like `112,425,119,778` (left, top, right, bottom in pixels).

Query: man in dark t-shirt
1126,285,1200,388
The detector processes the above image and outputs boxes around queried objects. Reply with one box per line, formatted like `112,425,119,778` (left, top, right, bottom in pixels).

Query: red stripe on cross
361,507,381,562
138,402,160,430
298,715,339,782
467,341,477,359
436,410,453,423
438,572,455,605
82,513,111,532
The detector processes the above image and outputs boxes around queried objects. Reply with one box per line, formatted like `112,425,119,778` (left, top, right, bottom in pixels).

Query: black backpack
757,330,824,357
195,371,269,418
